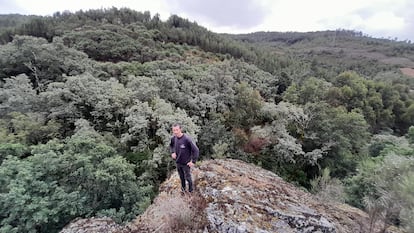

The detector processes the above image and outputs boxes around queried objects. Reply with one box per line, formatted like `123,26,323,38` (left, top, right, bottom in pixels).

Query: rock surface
60,217,128,233
61,159,402,233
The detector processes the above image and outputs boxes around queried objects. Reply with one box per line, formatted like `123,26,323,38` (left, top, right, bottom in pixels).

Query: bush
310,168,346,203
137,192,207,232
0,129,152,233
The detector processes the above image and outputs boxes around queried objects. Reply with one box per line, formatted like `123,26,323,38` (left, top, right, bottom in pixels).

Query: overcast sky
1,0,413,41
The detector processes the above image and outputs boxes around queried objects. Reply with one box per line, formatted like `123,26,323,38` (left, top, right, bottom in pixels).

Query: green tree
0,112,61,145
397,171,414,232
346,135,414,232
407,126,414,144
125,75,160,102
0,143,28,164
283,77,332,105
0,121,152,233
402,103,414,127
0,74,37,115
304,102,370,177
0,35,92,87
121,101,154,151
41,73,131,135
62,28,144,62
226,82,264,129
330,71,368,111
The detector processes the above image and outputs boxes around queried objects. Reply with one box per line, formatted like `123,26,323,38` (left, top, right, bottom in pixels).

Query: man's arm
169,137,175,153
170,137,177,159
190,139,199,163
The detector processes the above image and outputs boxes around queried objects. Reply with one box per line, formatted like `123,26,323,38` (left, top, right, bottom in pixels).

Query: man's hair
172,123,182,129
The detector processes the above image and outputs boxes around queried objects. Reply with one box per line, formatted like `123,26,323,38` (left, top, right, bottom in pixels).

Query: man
169,123,199,193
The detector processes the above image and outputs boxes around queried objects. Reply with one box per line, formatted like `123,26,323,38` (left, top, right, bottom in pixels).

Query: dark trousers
176,163,193,192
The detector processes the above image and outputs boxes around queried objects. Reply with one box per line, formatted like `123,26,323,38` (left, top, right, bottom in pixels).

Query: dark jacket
169,134,199,165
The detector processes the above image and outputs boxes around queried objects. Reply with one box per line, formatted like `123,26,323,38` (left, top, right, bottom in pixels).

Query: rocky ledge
61,159,403,233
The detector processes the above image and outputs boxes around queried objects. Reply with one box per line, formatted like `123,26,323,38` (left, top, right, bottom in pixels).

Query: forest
0,7,414,233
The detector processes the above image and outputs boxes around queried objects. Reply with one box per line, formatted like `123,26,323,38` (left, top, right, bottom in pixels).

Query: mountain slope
230,30,414,78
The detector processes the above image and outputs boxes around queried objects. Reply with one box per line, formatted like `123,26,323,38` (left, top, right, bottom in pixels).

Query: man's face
172,126,182,137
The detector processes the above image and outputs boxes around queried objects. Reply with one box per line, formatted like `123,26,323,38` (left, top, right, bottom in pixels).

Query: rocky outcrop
60,217,128,233
61,159,403,233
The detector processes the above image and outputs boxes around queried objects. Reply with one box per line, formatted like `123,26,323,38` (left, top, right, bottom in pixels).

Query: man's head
172,123,184,137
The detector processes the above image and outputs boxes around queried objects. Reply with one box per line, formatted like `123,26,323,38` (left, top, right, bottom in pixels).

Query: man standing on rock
169,123,199,193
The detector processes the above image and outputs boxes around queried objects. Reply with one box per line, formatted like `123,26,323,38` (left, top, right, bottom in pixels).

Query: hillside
230,31,414,79
1,8,414,233
61,159,403,233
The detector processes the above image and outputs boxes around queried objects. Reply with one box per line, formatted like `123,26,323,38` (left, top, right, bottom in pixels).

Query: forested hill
230,30,414,78
0,8,413,233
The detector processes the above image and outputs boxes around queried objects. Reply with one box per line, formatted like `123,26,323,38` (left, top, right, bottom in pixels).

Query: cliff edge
61,159,403,233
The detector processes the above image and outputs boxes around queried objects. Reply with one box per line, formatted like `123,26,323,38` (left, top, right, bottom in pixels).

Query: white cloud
0,0,27,14
363,12,405,31
242,0,413,41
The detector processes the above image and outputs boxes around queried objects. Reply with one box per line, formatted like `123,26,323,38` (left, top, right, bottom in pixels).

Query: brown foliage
130,192,208,233
243,136,269,154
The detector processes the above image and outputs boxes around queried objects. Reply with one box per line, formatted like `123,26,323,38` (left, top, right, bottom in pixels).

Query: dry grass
131,191,208,233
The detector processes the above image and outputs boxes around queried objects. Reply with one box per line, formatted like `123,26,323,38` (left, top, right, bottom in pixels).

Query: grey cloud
356,1,414,41
317,1,414,42
169,0,269,29
0,0,27,14
397,1,414,41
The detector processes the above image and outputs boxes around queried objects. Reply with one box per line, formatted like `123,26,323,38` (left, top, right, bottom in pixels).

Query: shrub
137,192,207,232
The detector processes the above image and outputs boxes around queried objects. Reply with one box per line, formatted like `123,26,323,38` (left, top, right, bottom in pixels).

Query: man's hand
171,153,177,159
187,161,195,167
